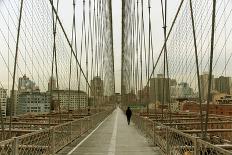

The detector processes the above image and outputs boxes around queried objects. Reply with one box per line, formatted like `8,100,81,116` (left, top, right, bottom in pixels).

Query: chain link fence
0,109,113,155
133,114,232,155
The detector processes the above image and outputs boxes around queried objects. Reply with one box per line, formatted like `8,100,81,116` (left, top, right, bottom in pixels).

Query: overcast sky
1,0,231,94
56,0,181,92
0,0,181,93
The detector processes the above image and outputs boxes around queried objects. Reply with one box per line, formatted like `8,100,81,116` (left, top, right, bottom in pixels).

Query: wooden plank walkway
57,108,161,155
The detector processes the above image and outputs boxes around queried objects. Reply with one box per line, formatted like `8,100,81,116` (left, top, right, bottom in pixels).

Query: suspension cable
189,0,203,138
204,0,216,140
9,0,24,138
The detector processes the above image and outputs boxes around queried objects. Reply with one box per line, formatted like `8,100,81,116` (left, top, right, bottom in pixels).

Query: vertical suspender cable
132,1,136,101
48,0,93,105
145,0,185,93
121,0,125,106
224,0,227,76
136,0,139,100
204,0,216,139
90,0,95,109
189,0,204,138
78,0,86,110
140,0,144,109
109,0,115,96
86,0,91,109
68,0,76,114
147,0,151,115
0,94,4,140
87,0,92,110
165,1,172,124
10,0,24,138
49,13,55,126
128,0,132,96
51,0,61,123
163,0,171,124
160,0,166,122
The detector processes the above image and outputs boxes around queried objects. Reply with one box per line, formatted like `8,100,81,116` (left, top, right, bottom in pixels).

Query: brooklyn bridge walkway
57,108,161,155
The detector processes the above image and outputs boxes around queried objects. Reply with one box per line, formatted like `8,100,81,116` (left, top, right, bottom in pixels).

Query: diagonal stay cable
145,0,185,88
48,0,93,94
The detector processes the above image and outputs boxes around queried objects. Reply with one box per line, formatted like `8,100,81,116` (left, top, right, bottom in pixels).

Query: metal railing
133,114,232,155
0,109,113,155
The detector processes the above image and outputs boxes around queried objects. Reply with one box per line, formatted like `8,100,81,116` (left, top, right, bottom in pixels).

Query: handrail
0,108,114,155
132,114,232,155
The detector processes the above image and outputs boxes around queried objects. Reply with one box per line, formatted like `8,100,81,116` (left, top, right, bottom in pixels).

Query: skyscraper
0,88,7,116
170,82,194,98
52,90,88,110
17,91,50,115
7,90,18,116
200,72,214,101
90,76,104,97
214,76,232,94
149,74,170,104
48,76,57,92
18,74,36,93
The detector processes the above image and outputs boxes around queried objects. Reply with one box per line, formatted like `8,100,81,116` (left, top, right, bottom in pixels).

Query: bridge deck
57,108,160,155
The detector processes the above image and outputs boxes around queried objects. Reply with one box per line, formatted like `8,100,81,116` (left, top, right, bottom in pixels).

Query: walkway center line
108,108,118,155
67,111,113,155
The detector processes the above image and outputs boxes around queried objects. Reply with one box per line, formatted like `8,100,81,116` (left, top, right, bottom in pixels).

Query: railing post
166,127,170,155
142,118,144,131
91,117,93,128
194,137,199,155
13,137,19,155
152,122,154,143
70,122,73,141
145,119,148,137
138,116,140,129
140,117,142,130
143,118,146,133
141,118,145,132
51,128,55,155
80,120,82,135
88,118,90,130
137,116,139,129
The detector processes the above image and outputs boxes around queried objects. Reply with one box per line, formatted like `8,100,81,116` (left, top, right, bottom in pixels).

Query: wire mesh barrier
17,129,51,155
197,139,232,155
53,122,72,153
168,127,196,155
0,139,14,155
132,114,232,155
0,109,113,155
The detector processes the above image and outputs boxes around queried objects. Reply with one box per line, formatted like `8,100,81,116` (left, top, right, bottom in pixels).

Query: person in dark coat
126,107,132,125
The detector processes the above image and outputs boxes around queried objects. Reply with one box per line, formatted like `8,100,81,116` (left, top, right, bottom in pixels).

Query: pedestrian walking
126,107,132,125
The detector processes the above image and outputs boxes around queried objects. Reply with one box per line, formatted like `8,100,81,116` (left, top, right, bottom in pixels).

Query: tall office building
17,92,50,115
214,76,232,94
0,88,7,116
149,74,170,103
7,90,18,116
52,90,88,110
48,76,57,91
16,75,44,115
170,82,194,98
18,75,36,93
200,72,214,101
90,76,104,97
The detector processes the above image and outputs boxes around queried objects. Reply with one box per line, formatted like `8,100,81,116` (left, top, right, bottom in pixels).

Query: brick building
182,102,232,116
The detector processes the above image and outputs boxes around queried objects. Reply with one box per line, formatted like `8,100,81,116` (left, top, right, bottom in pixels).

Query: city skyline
0,1,232,154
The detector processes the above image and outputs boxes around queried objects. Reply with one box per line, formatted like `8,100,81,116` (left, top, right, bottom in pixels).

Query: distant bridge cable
204,0,216,139
48,0,92,91
145,0,185,98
